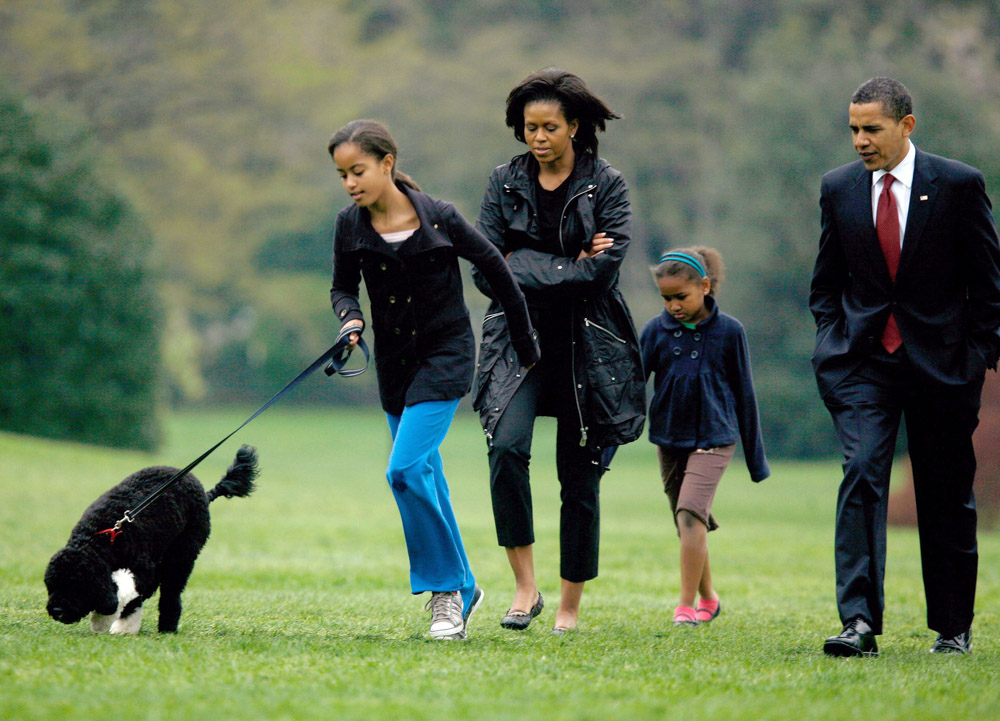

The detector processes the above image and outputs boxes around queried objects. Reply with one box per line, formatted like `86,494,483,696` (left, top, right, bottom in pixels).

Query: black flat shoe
823,618,878,657
500,591,544,630
930,629,971,655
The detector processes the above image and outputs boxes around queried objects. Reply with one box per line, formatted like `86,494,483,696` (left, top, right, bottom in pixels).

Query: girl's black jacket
330,184,540,415
639,296,770,482
471,151,646,451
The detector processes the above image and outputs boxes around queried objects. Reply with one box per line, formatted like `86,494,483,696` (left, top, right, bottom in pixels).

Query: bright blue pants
386,399,476,611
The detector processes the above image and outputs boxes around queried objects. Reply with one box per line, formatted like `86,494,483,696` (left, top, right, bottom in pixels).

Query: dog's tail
206,445,259,502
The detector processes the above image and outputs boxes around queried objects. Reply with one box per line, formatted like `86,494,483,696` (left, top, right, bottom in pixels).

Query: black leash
96,326,369,543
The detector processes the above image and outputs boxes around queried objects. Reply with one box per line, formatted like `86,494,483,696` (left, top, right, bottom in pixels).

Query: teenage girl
639,247,769,627
328,120,539,639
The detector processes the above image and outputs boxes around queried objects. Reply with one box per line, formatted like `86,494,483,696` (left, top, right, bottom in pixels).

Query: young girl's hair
505,68,621,157
327,119,421,191
653,246,726,296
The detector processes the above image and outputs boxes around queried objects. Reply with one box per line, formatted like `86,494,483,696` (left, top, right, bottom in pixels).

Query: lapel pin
920,195,928,201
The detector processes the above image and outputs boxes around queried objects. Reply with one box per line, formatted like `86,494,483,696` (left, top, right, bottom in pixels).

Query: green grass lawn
2,407,998,720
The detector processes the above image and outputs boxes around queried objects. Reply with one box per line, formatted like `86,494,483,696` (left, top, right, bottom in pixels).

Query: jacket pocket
582,316,630,419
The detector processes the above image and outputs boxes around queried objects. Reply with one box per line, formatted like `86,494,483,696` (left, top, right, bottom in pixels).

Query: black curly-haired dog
45,445,258,634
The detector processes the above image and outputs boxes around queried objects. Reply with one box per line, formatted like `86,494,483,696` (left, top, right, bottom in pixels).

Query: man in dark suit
811,77,1000,656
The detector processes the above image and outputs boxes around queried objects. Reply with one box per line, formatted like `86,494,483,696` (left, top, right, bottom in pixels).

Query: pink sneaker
696,598,721,623
673,605,698,627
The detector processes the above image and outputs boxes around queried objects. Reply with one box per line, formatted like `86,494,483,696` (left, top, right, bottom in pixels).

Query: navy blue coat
330,184,539,415
639,297,769,482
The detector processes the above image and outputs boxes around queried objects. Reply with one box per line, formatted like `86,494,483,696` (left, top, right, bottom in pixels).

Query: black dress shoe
823,618,878,657
500,592,544,630
929,629,971,655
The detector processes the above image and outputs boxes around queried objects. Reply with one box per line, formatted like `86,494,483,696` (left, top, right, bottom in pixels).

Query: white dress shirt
871,141,916,247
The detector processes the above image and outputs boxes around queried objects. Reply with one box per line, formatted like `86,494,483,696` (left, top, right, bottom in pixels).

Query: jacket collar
897,148,939,279
503,151,601,200
342,184,450,260
657,294,719,332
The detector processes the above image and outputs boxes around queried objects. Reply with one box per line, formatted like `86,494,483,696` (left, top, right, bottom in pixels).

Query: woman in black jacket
472,69,645,634
328,120,539,640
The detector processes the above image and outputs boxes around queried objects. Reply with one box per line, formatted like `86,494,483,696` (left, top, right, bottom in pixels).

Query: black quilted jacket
471,151,645,451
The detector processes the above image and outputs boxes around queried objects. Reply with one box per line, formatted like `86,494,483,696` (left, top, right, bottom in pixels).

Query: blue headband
657,252,707,278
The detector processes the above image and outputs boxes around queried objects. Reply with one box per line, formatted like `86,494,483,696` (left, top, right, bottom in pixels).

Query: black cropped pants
487,368,603,583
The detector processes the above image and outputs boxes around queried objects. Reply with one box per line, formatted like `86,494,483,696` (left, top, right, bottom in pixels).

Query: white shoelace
425,591,463,631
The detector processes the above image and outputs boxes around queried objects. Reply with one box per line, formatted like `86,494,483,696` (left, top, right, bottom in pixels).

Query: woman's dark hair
505,68,620,156
653,246,726,296
327,119,420,191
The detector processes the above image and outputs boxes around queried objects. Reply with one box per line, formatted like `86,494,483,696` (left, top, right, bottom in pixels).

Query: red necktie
876,174,903,353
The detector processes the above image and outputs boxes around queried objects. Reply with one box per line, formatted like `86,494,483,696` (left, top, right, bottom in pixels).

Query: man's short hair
851,77,913,122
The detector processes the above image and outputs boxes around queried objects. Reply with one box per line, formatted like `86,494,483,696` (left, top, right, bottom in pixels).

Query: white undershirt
380,229,416,247
871,142,915,248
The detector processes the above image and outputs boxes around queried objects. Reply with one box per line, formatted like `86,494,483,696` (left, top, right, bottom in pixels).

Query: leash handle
96,329,369,542
325,325,369,377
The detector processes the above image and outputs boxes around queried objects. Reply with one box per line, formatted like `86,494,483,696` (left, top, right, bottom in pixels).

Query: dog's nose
48,605,71,622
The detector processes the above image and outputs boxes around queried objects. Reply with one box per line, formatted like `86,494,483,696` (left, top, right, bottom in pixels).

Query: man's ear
900,114,916,138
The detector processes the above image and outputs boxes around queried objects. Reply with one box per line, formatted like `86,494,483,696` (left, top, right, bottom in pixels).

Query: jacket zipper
557,184,597,256
560,183,597,446
584,317,627,344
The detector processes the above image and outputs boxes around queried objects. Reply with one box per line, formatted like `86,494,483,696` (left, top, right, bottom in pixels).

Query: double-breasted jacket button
389,295,396,304
673,348,682,356
693,333,702,341
673,330,682,338
394,328,401,335
380,263,387,270
690,350,699,359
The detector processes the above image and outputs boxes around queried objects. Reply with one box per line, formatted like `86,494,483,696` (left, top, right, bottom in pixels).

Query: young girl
328,120,540,639
639,247,769,627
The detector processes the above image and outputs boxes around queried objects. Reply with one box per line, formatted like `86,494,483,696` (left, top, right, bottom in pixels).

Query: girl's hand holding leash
341,320,365,349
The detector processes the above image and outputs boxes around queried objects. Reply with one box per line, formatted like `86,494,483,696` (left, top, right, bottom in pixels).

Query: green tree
0,86,162,449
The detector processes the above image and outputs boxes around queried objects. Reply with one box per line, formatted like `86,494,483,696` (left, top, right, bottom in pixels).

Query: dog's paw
89,612,118,634
109,607,143,635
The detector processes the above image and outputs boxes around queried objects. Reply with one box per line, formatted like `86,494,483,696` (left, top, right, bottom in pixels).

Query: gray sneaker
464,584,485,623
426,591,464,639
